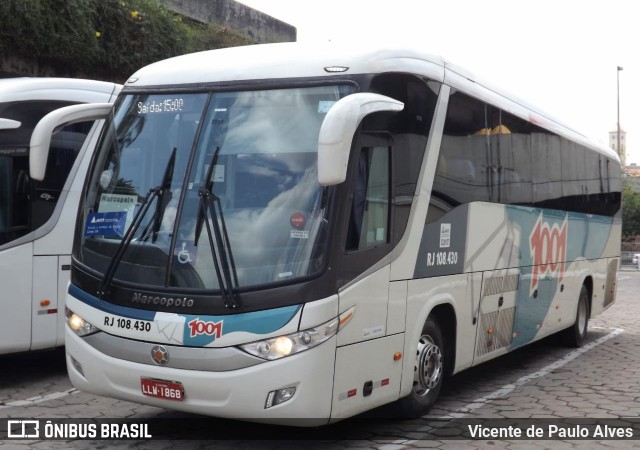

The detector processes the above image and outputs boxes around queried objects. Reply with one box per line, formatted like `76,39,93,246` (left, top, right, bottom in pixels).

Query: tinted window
430,90,621,217
31,121,93,229
347,145,390,251
531,130,562,208
368,74,440,243
432,90,491,209
490,109,533,205
0,101,89,246
0,155,10,231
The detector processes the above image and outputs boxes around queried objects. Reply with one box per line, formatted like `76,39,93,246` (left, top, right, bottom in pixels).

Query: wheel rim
413,334,443,397
577,296,588,336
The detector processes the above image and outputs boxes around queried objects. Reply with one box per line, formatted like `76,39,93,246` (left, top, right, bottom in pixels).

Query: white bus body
47,43,621,424
0,78,120,354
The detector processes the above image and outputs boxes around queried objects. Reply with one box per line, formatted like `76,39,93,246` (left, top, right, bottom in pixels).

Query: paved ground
1,268,640,449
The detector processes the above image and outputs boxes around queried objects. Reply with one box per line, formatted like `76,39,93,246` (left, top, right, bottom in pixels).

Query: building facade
610,127,627,167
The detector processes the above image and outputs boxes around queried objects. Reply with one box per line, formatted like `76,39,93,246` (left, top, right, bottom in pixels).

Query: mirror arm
29,103,112,181
317,93,403,186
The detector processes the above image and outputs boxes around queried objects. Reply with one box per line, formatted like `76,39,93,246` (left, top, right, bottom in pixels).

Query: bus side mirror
317,93,403,186
29,103,112,181
0,118,21,130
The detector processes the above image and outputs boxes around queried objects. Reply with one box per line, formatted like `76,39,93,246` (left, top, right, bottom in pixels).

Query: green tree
622,178,640,240
0,0,98,66
0,0,251,82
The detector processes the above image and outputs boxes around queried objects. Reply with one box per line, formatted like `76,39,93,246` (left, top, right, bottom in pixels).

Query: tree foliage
0,0,251,82
622,178,640,241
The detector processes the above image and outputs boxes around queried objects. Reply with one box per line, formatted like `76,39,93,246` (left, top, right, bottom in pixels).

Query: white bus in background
35,43,621,425
0,78,120,355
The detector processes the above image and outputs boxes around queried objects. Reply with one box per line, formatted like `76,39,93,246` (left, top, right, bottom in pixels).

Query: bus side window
346,145,390,251
431,90,491,209
0,156,9,230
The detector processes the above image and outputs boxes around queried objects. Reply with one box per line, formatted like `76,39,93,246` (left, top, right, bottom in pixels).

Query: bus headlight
65,307,99,337
240,317,337,360
240,307,354,360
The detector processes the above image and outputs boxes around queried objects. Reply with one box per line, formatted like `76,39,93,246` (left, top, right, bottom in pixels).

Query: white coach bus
0,78,120,354
34,43,621,424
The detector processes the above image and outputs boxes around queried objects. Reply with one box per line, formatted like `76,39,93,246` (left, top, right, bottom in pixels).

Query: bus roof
127,43,447,86
0,77,121,104
125,42,619,162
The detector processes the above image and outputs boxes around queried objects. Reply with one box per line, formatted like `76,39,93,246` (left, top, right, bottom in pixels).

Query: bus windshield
78,85,354,292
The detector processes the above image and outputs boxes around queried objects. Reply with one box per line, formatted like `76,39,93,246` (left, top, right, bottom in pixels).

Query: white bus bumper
65,327,336,425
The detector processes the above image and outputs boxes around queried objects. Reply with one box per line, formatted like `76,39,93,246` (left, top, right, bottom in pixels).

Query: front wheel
561,284,589,347
395,317,445,417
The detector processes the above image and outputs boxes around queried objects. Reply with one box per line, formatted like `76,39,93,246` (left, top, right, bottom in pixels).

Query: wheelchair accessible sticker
84,211,127,237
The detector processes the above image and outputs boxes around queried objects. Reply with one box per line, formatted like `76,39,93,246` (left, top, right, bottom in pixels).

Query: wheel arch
581,275,593,319
428,303,457,377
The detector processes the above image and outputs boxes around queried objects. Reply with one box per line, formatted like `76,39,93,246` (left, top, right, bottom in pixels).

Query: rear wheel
561,284,589,347
396,317,444,417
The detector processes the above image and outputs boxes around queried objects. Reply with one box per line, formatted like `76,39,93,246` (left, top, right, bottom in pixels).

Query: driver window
346,145,390,251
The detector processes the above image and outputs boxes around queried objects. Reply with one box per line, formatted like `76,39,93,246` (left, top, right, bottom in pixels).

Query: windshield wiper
135,147,177,243
194,147,240,309
97,150,177,298
152,147,176,242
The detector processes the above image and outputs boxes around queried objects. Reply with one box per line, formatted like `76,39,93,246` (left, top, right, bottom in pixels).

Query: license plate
140,377,184,401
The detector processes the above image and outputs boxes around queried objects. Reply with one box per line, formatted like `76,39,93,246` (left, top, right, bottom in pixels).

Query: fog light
265,387,296,409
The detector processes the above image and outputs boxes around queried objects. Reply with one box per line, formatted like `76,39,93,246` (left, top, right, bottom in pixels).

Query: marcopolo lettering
131,292,195,308
101,195,135,204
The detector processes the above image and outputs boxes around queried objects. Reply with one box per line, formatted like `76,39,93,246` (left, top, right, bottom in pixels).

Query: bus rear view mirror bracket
317,93,403,186
29,103,113,181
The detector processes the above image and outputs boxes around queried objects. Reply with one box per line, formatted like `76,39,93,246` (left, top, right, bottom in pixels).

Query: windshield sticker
290,212,306,229
137,98,184,115
204,164,225,183
84,211,127,237
440,223,451,248
175,241,197,265
318,100,336,113
98,193,137,229
277,271,293,279
290,229,309,239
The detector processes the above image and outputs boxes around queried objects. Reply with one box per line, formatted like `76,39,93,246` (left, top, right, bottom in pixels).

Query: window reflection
173,86,353,289
78,85,355,291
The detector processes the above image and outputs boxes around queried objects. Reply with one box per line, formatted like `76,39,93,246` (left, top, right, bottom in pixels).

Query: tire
561,284,589,347
395,317,445,417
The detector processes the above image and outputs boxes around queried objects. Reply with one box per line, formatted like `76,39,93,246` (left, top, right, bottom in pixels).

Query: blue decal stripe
68,284,156,321
217,305,302,334
180,305,302,346
68,284,303,339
